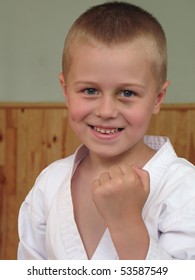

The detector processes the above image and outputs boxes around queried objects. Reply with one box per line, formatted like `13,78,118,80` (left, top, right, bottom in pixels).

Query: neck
84,140,155,175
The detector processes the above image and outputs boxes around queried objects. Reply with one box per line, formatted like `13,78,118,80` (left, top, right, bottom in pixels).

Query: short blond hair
62,1,167,87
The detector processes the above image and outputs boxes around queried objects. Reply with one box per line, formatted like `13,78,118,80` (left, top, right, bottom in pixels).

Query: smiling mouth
89,125,124,135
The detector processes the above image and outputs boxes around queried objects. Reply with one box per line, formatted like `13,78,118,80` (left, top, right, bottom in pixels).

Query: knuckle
126,172,137,182
113,176,123,187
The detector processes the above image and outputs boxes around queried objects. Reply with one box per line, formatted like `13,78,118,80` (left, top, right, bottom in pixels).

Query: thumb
133,166,150,193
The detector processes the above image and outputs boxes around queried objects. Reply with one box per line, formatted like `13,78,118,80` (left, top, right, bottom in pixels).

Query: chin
89,145,127,160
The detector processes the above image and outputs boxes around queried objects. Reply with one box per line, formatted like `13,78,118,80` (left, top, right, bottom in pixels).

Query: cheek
68,101,88,122
124,107,153,128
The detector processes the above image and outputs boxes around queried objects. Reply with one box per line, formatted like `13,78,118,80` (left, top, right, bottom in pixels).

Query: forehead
66,39,159,90
68,38,158,77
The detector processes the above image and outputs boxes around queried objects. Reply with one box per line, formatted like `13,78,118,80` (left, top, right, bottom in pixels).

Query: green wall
0,0,195,102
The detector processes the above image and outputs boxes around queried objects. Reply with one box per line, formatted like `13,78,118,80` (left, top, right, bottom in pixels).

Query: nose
95,95,118,119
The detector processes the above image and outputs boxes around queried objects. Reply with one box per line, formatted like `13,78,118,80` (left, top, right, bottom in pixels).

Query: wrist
108,217,149,260
107,213,144,232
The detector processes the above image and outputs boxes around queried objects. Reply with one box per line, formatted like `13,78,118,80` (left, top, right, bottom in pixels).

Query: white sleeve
17,159,69,260
146,238,174,259
146,171,195,260
146,208,195,260
17,170,48,259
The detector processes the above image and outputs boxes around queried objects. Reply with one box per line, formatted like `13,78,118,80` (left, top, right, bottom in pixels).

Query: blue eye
84,88,97,95
120,90,135,97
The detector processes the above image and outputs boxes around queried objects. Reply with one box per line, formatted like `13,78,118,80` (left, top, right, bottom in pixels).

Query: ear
59,72,68,107
152,80,170,115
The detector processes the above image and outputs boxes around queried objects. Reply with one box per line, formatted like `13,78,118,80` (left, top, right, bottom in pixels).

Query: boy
18,2,195,259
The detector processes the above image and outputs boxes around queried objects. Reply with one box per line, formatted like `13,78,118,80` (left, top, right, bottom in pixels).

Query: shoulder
154,157,195,210
145,136,194,177
39,154,75,181
34,154,75,195
24,144,89,208
24,153,75,209
36,154,75,185
37,144,89,188
163,157,195,190
145,136,195,200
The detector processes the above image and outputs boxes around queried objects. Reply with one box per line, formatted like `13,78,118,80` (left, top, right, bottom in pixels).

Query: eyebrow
74,81,99,86
74,81,146,89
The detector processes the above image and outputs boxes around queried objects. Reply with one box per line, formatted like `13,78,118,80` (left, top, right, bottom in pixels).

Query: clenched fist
91,164,150,229
91,164,150,259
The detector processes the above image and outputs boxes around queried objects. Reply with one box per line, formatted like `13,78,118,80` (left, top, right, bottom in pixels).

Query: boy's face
60,41,169,160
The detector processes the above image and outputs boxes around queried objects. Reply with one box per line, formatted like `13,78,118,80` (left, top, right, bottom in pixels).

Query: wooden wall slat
147,107,195,161
0,103,194,259
187,110,195,164
0,110,6,260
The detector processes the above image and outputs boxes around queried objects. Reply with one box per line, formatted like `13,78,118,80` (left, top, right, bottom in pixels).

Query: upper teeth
94,127,118,134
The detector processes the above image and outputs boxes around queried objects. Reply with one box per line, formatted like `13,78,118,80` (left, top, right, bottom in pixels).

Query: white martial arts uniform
17,136,195,260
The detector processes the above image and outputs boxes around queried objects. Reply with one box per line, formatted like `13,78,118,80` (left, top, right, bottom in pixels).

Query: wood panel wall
0,103,194,260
